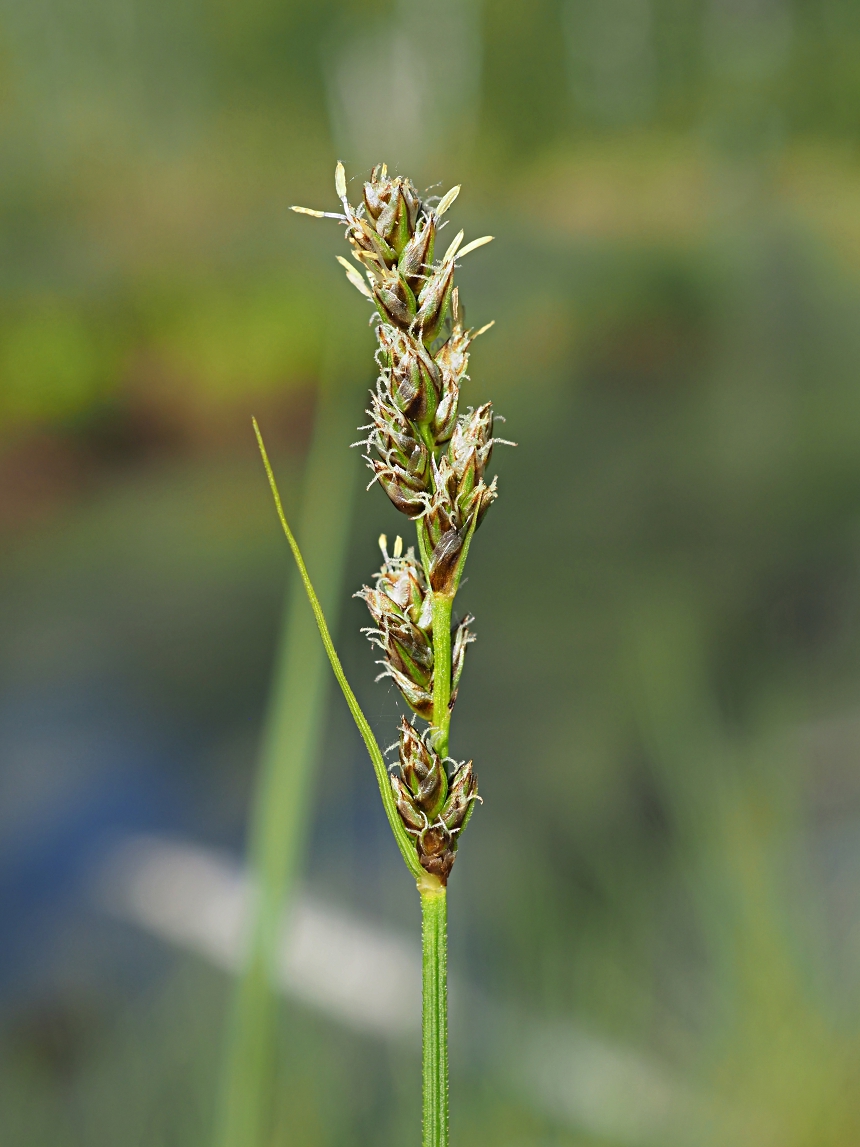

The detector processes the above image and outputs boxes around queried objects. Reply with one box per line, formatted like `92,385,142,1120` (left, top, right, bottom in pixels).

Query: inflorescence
293,162,511,882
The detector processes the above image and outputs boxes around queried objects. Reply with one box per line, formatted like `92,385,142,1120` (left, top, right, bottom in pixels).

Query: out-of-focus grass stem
214,317,362,1147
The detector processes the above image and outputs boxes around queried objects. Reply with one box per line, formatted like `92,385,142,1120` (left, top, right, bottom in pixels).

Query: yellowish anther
435,185,460,218
335,161,347,200
336,255,372,299
458,235,494,258
442,229,465,264
393,535,403,558
473,320,495,338
381,163,388,178
378,533,388,559
291,205,326,217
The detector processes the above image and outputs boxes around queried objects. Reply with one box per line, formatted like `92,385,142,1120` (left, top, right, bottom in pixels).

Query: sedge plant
256,161,510,1147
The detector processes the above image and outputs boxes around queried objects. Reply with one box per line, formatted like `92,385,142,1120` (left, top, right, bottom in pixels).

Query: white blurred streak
510,1019,758,1147
94,834,757,1147
104,836,248,968
519,1021,680,1140
283,897,420,1035
96,834,420,1037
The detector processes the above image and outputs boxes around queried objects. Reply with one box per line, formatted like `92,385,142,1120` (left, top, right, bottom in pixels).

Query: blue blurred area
0,679,187,986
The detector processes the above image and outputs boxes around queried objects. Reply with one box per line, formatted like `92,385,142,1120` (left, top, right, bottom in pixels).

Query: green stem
214,330,360,1147
421,886,448,1147
431,593,453,755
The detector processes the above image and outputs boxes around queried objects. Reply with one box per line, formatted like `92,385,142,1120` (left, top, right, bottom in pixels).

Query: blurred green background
4,0,860,1144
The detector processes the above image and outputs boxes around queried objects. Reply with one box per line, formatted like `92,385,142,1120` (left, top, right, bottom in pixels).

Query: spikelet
294,163,503,556
390,717,480,882
356,537,474,725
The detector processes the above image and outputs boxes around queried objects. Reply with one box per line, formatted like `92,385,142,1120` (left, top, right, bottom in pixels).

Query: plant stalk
431,592,454,755
424,583,453,1146
420,884,448,1147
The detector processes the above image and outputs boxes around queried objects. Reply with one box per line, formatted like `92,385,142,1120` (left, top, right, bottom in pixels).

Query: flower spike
292,160,511,883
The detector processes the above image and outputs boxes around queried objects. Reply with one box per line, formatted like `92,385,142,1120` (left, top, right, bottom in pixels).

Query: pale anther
335,161,347,200
458,235,494,259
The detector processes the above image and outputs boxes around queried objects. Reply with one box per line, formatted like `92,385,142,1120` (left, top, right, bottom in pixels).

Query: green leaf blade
253,418,424,882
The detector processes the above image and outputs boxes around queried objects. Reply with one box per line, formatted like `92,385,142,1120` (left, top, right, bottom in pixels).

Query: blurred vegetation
5,0,860,1145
